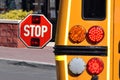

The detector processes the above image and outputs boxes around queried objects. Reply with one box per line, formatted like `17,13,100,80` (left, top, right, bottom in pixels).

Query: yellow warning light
69,25,86,43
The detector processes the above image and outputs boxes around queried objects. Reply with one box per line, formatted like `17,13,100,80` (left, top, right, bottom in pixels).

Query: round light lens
69,58,86,75
69,25,86,43
87,26,104,44
87,58,104,75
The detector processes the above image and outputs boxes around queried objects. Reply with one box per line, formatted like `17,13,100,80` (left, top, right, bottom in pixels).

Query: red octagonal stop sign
19,14,52,48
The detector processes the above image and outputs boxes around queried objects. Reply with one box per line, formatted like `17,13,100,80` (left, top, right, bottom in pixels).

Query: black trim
54,45,107,56
91,75,98,80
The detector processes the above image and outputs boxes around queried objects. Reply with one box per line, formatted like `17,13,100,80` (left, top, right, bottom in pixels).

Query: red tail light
87,26,104,44
87,58,104,75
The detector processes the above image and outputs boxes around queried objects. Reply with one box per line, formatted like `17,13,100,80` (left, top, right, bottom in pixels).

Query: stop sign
19,14,52,48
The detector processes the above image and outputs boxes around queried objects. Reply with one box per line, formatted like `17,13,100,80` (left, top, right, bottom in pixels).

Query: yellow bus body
55,0,114,80
114,0,120,80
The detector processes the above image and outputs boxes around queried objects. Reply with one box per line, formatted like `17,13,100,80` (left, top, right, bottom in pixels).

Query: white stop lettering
24,25,48,37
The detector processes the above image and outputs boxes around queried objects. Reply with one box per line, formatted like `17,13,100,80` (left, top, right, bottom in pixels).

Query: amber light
87,26,104,44
87,58,104,75
69,25,86,43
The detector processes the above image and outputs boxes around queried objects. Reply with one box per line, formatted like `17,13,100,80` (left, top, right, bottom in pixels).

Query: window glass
82,0,106,20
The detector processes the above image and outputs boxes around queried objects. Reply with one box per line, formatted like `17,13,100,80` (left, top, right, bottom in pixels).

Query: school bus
114,0,120,80
53,0,118,80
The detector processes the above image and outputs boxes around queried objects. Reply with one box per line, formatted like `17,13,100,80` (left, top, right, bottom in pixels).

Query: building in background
0,0,60,41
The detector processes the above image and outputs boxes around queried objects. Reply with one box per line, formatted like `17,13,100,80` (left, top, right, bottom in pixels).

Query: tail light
87,26,104,44
69,25,86,43
87,58,104,75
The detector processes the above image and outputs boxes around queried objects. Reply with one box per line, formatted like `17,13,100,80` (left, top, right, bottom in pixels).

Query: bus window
82,0,106,20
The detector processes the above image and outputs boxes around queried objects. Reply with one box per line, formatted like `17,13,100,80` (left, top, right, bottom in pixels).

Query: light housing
32,16,40,24
31,38,40,46
87,57,104,75
87,26,104,44
69,25,86,43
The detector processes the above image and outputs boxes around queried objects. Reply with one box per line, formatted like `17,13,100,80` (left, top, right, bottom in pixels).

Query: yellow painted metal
55,0,114,80
114,0,120,80
55,55,68,80
56,0,111,46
